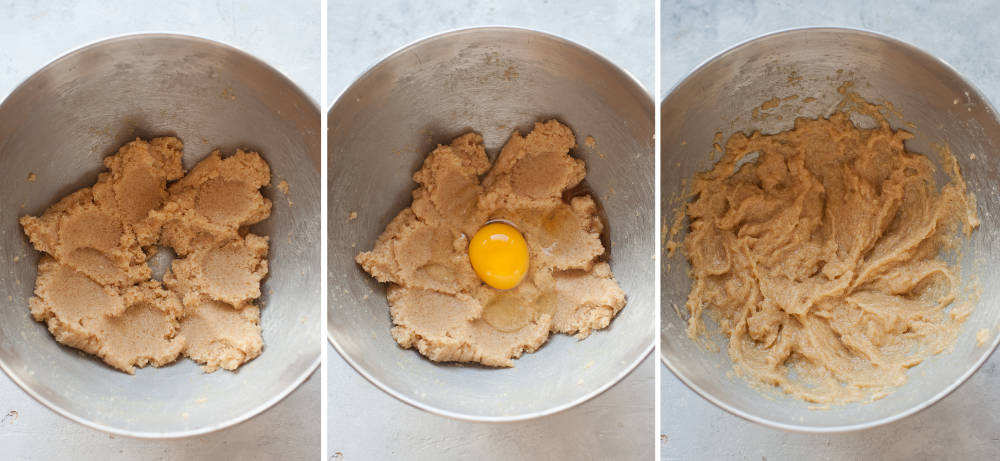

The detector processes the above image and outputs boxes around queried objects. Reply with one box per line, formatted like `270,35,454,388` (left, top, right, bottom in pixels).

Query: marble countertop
661,1,1000,460
0,1,320,459
326,0,655,459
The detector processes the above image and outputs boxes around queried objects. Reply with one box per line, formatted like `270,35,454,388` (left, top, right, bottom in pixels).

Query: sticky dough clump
681,110,979,403
21,138,270,373
357,120,626,367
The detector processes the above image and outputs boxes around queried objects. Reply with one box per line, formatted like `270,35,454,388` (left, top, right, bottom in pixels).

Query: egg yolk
468,222,529,290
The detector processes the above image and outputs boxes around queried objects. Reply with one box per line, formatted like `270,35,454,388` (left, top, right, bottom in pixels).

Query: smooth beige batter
21,138,269,374
357,120,625,367
682,108,979,403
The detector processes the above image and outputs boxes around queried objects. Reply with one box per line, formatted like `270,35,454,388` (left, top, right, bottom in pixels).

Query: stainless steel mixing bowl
661,27,1000,432
328,27,654,421
0,34,320,437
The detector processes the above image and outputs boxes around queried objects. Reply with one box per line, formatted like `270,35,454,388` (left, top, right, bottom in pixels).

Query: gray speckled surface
327,0,654,459
661,1,1000,459
0,1,320,459
329,350,654,460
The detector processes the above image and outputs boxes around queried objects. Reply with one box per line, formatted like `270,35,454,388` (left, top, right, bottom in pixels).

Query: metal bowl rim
0,31,322,439
658,25,1000,434
326,25,654,423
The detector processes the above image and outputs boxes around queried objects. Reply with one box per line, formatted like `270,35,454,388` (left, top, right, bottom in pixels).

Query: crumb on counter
26,173,36,182
348,211,358,221
277,179,289,194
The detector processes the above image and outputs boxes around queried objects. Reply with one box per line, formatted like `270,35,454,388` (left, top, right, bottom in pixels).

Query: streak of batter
683,107,979,403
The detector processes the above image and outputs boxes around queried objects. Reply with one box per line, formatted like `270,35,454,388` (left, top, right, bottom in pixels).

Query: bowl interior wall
661,28,1000,430
0,35,321,436
328,28,654,419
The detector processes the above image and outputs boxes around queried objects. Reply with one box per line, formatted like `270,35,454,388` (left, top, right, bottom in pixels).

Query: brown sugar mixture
682,108,979,403
357,120,625,367
21,138,270,374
